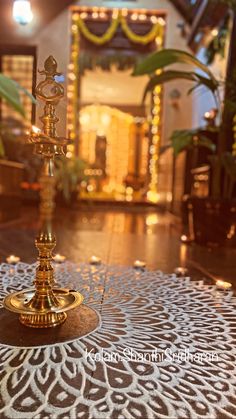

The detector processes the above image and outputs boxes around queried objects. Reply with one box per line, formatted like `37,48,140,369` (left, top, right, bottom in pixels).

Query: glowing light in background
146,214,159,226
31,125,41,134
211,28,219,37
216,280,232,290
12,0,33,25
148,83,162,203
68,8,165,202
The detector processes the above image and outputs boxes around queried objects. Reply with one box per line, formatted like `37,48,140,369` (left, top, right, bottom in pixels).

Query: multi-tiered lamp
3,56,85,329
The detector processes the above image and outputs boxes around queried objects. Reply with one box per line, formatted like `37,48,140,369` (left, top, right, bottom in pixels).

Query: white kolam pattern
0,262,236,418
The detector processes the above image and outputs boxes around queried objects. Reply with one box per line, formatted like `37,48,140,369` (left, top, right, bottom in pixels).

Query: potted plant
0,72,35,137
133,44,236,246
55,156,88,205
0,73,36,219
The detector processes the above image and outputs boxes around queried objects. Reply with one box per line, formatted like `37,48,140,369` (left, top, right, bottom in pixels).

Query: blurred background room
0,0,236,280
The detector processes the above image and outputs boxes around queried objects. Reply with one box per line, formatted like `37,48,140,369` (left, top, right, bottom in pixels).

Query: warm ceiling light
12,0,33,25
151,16,158,24
211,28,219,37
99,12,107,19
80,12,88,19
139,14,147,21
131,13,138,21
157,17,166,26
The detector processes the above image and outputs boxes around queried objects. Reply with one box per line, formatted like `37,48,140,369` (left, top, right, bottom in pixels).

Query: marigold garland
120,14,162,45
77,15,119,45
75,11,163,46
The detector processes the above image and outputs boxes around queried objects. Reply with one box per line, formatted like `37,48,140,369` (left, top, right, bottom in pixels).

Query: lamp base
4,287,83,328
20,311,67,328
0,304,100,347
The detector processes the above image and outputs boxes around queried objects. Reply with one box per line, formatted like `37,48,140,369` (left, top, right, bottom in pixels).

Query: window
0,45,37,124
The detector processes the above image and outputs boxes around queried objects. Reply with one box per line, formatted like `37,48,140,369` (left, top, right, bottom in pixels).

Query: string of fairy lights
147,82,163,203
67,7,165,202
67,18,79,143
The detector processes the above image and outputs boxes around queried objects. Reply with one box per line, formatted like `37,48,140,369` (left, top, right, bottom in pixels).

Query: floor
0,204,236,286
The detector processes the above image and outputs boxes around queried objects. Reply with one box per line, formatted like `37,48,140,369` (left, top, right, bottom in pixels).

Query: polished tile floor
0,204,235,285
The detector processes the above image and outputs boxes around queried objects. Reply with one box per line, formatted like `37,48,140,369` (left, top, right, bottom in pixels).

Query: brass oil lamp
4,56,83,328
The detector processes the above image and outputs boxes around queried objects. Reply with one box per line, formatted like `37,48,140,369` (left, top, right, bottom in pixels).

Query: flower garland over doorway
67,8,166,203
75,11,164,45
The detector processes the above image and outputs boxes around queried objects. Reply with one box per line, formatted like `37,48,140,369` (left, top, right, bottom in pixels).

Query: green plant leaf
143,70,197,101
142,70,218,101
171,130,195,155
0,73,36,117
16,82,36,104
187,84,200,96
55,157,88,202
0,74,25,116
196,136,216,152
187,74,220,95
133,49,217,83
170,129,216,156
195,73,219,92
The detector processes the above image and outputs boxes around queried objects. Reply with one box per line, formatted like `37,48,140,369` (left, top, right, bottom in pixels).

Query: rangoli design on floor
0,262,236,418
